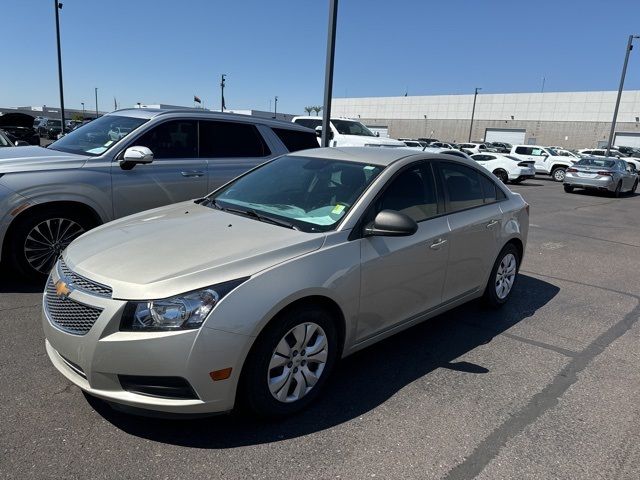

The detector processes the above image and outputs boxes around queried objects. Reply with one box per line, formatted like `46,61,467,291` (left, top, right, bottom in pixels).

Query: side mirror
15,140,30,147
120,146,154,170
375,132,380,137
364,210,418,237
315,126,322,137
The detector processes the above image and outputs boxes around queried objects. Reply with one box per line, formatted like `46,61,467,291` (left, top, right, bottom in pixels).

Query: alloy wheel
553,168,566,182
24,218,85,274
495,253,517,300
267,322,328,403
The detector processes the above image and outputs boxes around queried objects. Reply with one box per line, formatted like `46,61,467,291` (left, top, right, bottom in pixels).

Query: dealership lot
1,178,639,479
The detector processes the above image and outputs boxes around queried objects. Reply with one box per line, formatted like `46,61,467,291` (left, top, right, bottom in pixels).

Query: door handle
429,238,447,250
181,170,205,177
486,219,499,229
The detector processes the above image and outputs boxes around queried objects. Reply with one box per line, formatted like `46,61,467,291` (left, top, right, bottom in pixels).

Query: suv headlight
120,278,248,331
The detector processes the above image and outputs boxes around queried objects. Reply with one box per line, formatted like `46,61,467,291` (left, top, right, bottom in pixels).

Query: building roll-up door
614,133,640,148
484,128,526,145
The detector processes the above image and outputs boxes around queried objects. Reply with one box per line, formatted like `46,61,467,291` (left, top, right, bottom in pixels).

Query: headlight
120,278,248,331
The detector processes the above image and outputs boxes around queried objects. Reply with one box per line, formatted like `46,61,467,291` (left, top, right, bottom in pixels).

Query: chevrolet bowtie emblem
54,280,72,299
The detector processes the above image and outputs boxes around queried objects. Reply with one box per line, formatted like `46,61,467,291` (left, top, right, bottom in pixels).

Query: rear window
199,121,270,158
272,128,319,152
576,158,615,168
294,118,322,130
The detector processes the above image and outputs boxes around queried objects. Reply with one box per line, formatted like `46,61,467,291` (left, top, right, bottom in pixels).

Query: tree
71,113,84,121
313,105,323,116
304,106,314,116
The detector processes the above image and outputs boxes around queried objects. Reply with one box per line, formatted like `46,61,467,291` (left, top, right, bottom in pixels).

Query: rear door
436,161,504,302
199,120,274,191
111,119,208,218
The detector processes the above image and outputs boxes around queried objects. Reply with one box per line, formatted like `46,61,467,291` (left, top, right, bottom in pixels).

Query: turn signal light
209,367,232,381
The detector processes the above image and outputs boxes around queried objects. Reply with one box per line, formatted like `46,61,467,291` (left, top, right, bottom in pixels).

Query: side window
531,148,544,156
134,120,197,159
199,121,271,158
515,146,530,155
473,155,488,161
294,118,322,130
478,173,502,203
272,128,319,152
375,164,438,222
438,162,485,212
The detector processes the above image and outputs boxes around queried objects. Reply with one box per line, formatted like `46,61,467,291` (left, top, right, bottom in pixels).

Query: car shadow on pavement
0,267,45,293
88,273,559,448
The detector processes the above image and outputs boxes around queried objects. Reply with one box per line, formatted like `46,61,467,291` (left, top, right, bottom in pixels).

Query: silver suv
0,109,318,278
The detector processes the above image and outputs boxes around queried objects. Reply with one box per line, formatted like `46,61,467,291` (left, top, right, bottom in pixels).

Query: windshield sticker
104,140,114,147
86,147,108,154
331,205,345,215
364,165,376,171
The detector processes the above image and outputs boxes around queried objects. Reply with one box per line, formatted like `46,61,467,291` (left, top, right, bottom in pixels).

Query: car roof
107,108,311,131
288,146,479,167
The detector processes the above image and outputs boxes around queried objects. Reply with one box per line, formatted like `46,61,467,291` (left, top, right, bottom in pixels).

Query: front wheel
7,208,94,279
551,167,566,182
483,244,520,308
239,305,338,417
630,179,638,194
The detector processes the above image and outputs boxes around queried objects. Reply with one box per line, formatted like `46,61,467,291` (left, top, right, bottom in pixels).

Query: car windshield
331,120,375,137
546,148,558,155
576,158,616,168
208,155,384,232
48,115,148,156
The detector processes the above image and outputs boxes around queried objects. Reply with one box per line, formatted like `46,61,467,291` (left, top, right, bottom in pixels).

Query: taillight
597,171,613,176
517,162,532,167
566,168,578,173
525,203,530,215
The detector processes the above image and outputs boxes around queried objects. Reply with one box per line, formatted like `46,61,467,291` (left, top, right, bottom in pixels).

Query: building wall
357,117,640,149
333,90,640,148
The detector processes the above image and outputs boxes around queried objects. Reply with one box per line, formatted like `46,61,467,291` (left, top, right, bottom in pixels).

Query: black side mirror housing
364,210,418,237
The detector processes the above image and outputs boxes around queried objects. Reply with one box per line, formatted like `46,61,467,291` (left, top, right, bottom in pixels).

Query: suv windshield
48,115,148,156
208,155,384,232
331,120,375,137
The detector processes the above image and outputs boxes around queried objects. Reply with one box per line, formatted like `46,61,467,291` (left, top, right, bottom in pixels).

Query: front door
111,120,208,218
357,163,450,341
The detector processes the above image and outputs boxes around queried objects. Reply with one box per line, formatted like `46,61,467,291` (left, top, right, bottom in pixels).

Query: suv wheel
483,244,520,308
551,167,566,182
493,169,509,184
8,208,94,279
239,305,338,417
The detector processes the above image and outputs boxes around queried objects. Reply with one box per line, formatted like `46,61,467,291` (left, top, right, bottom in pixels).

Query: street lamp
54,1,65,131
321,0,339,147
606,35,640,156
94,88,99,118
81,102,85,119
468,87,481,142
274,96,278,118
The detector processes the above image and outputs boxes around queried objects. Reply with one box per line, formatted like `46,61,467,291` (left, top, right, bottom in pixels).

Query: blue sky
2,0,640,114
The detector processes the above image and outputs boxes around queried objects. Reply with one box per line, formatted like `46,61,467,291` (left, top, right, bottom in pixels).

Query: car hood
0,146,90,174
64,201,326,299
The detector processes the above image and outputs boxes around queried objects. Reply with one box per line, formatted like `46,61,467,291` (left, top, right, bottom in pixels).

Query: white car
577,149,640,170
510,145,574,181
471,153,536,184
430,142,455,149
291,117,406,148
401,140,425,150
554,149,580,160
459,143,494,155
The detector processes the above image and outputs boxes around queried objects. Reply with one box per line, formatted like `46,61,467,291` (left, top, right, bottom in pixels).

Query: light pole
220,74,226,111
81,102,85,119
54,1,65,131
606,35,639,156
321,0,339,147
468,87,481,142
273,96,278,118
94,88,99,118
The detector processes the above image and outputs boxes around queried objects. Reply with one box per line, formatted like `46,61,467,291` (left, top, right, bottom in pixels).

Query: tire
493,169,509,184
7,207,95,280
612,181,622,198
564,185,574,193
631,179,638,195
483,243,520,308
239,304,339,417
551,167,566,182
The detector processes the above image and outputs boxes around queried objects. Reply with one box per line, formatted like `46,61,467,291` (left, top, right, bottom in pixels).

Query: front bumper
564,174,615,191
42,267,254,415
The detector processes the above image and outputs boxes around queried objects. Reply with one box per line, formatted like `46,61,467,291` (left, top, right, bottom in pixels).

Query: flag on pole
194,95,202,104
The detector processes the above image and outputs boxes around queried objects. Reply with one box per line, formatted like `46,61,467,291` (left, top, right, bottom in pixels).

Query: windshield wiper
216,204,299,230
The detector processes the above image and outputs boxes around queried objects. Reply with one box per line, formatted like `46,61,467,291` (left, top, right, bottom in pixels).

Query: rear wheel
564,185,574,193
630,179,638,194
493,169,509,184
551,167,566,182
613,181,622,198
483,243,520,308
239,305,338,417
7,207,95,279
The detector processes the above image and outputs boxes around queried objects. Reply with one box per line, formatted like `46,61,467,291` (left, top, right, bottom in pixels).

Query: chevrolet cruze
43,147,529,417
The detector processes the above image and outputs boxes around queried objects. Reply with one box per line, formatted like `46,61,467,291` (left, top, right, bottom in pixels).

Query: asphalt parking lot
1,177,639,480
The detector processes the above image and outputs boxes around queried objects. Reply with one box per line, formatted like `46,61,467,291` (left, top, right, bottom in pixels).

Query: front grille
45,278,103,335
58,259,112,298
